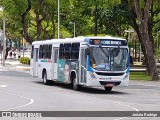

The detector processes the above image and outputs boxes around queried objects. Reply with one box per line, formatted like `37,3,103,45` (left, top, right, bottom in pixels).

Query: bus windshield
89,47,128,71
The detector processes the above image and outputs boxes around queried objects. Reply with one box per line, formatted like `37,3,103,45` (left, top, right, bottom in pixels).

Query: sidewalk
129,79,160,88
0,58,30,71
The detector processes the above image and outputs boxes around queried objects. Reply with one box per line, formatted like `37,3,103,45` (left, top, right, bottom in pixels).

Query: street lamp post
124,29,134,41
73,22,75,37
58,0,60,39
70,22,76,37
124,29,134,61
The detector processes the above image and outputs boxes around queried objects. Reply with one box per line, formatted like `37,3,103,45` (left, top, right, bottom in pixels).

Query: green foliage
1,0,160,42
19,57,30,65
130,72,152,81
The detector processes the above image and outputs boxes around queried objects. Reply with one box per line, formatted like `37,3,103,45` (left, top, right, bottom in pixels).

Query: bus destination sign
90,39,127,46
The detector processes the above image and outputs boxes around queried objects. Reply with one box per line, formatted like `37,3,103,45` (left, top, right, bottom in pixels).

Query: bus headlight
89,72,96,79
123,74,129,80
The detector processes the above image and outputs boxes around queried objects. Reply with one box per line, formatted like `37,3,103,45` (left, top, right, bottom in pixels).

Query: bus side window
43,45,48,59
48,44,52,59
64,43,71,59
75,43,80,59
71,43,80,59
39,45,43,59
59,44,64,59
71,44,75,59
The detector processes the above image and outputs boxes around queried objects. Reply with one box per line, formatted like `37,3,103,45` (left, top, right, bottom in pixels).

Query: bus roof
32,36,126,45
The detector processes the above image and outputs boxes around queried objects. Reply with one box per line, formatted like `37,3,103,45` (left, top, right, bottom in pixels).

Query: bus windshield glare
89,47,128,71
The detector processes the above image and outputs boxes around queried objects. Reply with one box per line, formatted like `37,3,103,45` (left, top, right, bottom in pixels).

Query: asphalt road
0,68,160,120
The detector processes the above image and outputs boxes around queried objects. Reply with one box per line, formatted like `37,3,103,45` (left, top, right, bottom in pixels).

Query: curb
15,66,30,71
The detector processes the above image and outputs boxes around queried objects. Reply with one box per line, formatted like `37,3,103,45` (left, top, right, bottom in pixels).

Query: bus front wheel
104,87,112,92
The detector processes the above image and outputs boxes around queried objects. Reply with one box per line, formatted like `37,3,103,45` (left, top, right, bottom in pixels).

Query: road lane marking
0,85,8,88
111,101,139,111
0,90,34,111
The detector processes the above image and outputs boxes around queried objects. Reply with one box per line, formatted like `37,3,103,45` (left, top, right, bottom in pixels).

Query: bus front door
33,48,38,77
80,48,87,83
51,47,58,80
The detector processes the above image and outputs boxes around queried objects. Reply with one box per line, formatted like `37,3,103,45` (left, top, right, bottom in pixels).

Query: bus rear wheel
104,87,112,92
73,78,81,91
43,71,49,85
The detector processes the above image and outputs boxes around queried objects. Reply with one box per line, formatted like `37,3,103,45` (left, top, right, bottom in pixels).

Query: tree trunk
21,0,32,44
35,7,42,41
36,20,41,40
140,30,158,80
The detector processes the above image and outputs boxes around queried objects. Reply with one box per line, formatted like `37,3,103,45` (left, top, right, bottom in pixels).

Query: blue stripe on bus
126,54,130,74
87,55,94,73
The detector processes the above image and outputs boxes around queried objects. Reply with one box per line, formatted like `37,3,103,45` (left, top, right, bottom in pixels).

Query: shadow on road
34,81,128,95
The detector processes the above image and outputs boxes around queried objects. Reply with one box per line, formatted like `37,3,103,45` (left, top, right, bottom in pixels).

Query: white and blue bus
30,36,130,91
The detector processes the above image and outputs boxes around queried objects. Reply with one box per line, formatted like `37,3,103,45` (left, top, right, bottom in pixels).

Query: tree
133,0,159,80
1,0,32,43
98,0,160,80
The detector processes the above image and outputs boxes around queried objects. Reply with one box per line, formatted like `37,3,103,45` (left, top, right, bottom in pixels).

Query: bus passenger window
39,45,43,59
43,45,48,59
48,44,52,59
71,43,80,59
59,44,64,59
64,43,71,59
71,44,75,59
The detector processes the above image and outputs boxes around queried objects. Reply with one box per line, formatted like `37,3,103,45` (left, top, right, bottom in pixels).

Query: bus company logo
1,112,42,118
2,112,12,117
94,40,101,44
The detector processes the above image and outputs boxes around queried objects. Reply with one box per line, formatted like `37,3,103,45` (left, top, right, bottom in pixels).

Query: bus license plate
105,84,114,87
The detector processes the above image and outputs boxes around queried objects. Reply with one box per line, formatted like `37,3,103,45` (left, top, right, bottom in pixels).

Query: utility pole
58,0,60,39
2,17,6,66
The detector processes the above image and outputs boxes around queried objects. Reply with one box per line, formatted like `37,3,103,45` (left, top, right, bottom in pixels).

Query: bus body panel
57,59,79,83
86,71,129,87
38,61,52,80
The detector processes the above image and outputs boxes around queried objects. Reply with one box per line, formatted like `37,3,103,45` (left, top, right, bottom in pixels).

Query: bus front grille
95,72,124,76
99,81,121,86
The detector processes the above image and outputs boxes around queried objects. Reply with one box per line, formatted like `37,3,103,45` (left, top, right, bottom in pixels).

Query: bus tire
43,71,49,85
104,87,112,92
73,78,81,91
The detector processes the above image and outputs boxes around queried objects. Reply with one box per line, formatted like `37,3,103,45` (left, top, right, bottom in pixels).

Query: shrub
19,57,30,65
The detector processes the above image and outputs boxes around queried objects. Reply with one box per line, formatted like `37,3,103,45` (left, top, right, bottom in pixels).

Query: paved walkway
0,58,30,71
